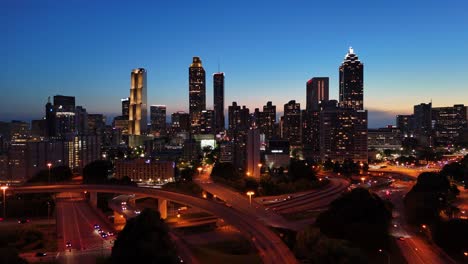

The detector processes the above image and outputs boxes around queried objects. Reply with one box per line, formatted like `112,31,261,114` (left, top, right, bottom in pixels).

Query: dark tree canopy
316,188,392,249
111,208,178,264
211,162,240,180
288,159,317,181
28,165,72,183
83,160,112,184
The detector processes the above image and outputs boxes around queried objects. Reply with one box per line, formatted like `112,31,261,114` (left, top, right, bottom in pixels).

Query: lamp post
1,186,8,219
246,191,255,206
47,163,52,184
197,167,202,175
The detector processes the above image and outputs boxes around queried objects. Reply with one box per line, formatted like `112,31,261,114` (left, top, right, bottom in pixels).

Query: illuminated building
413,102,432,146
213,72,225,133
259,101,276,140
246,128,260,179
265,139,290,169
283,100,301,147
150,105,167,137
189,57,206,134
171,111,190,133
54,95,76,137
339,47,363,110
306,77,329,111
320,100,368,162
396,115,414,135
219,142,234,163
114,159,174,183
121,97,130,119
368,127,402,150
128,68,148,136
75,106,88,134
302,110,320,159
432,104,467,146
200,110,215,135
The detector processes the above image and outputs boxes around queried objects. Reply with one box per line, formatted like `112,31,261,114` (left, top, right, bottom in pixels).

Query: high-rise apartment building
189,57,206,134
200,110,215,135
171,112,190,133
213,72,225,133
128,68,147,136
306,77,329,111
339,47,364,110
150,105,167,137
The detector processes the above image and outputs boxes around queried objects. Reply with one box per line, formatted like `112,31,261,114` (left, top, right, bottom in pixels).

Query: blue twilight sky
2,0,468,128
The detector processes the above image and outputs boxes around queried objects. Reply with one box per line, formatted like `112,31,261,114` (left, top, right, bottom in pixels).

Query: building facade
213,72,225,133
189,57,206,134
339,47,364,110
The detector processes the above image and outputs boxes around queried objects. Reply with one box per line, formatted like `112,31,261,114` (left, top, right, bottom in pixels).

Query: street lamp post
197,167,202,175
47,163,52,184
246,191,255,206
1,186,8,219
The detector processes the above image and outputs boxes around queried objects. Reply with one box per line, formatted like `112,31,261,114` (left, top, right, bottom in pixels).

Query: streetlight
197,167,202,175
47,163,52,184
360,177,366,184
1,186,8,219
246,191,255,206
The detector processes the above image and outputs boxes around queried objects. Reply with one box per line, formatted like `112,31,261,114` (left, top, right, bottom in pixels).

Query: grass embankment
0,223,57,253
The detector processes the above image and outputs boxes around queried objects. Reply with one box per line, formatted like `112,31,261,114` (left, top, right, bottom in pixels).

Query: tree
111,208,178,264
289,159,317,181
316,188,392,249
28,165,72,183
210,162,240,180
404,172,457,224
83,160,112,184
179,167,195,182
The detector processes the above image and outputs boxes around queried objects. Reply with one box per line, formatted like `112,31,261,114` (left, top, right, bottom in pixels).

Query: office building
368,127,403,150
246,128,261,179
213,72,225,133
114,159,175,183
283,100,301,147
54,95,76,137
339,47,364,110
413,102,432,145
396,115,414,135
128,68,148,136
306,77,329,111
171,112,190,133
320,100,368,162
189,57,206,134
200,110,215,135
150,105,167,137
432,104,467,146
265,139,290,169
121,97,130,119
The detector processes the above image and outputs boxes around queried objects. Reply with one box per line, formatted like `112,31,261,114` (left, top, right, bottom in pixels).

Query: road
10,184,298,264
55,192,115,264
375,178,458,264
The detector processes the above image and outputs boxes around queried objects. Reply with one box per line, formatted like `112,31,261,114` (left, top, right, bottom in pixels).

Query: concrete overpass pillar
158,199,167,219
90,191,97,208
114,211,126,231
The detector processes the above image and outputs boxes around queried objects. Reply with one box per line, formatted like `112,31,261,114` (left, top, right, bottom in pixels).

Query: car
101,233,108,238
107,231,114,236
66,241,72,248
135,210,141,214
93,224,100,229
398,237,405,241
18,219,30,224
97,229,104,234
35,252,47,257
225,203,232,208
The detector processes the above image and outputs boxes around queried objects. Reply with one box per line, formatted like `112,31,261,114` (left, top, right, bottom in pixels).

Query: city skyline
2,1,468,128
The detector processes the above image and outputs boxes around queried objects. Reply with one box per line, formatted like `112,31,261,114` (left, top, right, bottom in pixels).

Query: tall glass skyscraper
189,57,206,134
306,77,329,111
213,72,225,133
339,47,364,110
129,68,147,136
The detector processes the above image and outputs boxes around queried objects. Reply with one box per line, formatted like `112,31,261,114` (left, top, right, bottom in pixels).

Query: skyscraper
283,100,301,147
306,77,329,111
339,47,364,110
121,97,130,119
246,128,260,179
150,105,166,137
200,110,215,135
128,68,147,136
261,101,276,140
171,112,190,132
189,57,206,134
320,100,368,162
45,97,55,137
54,95,76,137
213,72,225,133
432,104,467,146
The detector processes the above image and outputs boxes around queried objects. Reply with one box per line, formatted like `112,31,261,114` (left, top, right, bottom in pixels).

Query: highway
10,184,298,264
374,177,458,264
55,192,114,264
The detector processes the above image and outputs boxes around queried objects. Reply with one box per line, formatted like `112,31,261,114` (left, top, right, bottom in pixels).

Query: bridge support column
90,191,97,208
158,199,167,219
114,211,126,231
